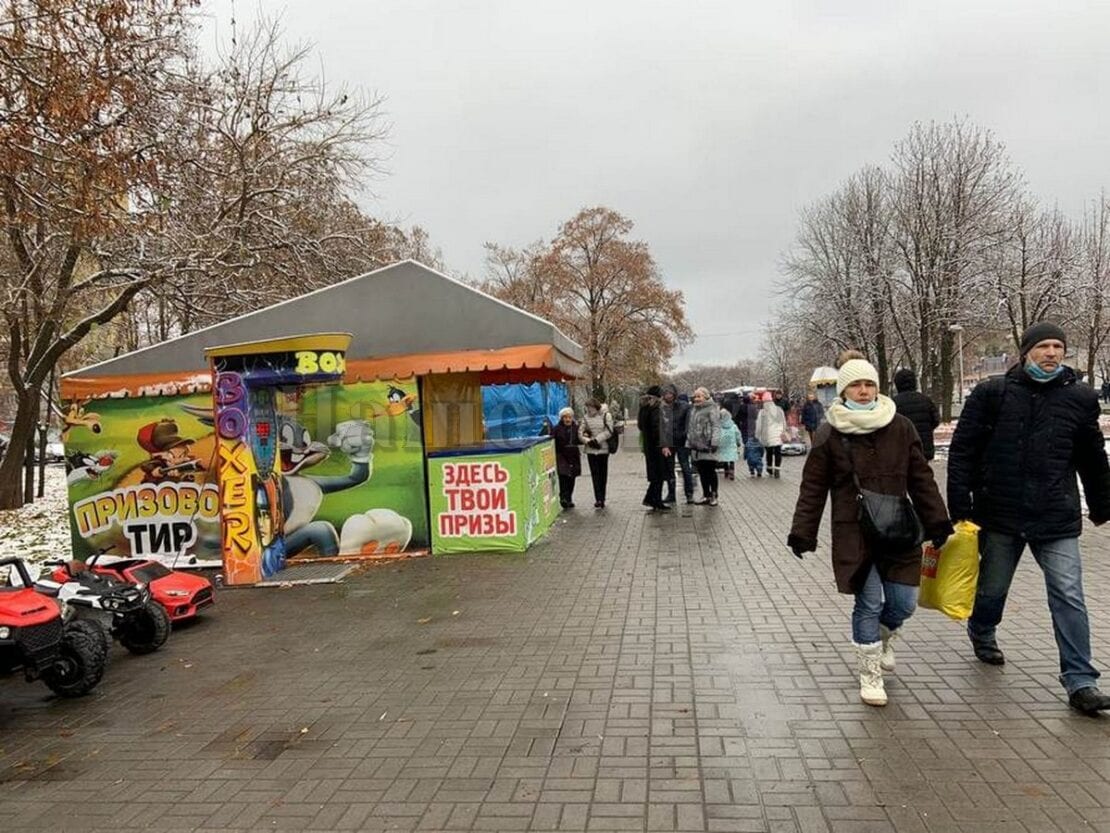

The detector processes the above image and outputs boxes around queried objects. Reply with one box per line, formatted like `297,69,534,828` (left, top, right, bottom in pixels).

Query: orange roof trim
61,344,579,400
345,344,579,383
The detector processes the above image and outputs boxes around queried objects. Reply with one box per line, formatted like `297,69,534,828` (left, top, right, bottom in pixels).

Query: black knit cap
644,385,663,397
893,368,917,393
1020,322,1067,356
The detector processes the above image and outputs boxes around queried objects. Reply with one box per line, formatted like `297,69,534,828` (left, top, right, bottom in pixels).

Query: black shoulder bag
840,434,924,551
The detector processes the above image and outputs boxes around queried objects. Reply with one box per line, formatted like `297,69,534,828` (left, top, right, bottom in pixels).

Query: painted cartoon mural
63,378,429,575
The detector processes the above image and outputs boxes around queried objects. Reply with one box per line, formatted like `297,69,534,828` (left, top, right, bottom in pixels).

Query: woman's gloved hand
786,534,816,560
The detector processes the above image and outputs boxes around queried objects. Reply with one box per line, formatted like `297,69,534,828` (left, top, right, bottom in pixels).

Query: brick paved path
3,443,1110,832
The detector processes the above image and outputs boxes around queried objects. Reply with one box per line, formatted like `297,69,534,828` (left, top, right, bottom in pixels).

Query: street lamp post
949,324,965,404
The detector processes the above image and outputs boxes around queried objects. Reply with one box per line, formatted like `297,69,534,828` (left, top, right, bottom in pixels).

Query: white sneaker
855,642,887,706
879,625,898,672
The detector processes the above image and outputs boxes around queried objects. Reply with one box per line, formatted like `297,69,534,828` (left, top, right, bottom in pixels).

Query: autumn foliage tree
144,17,393,333
0,6,399,507
481,208,691,398
0,0,197,508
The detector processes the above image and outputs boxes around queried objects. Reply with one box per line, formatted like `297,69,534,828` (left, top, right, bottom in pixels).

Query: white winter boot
856,642,887,706
879,625,898,672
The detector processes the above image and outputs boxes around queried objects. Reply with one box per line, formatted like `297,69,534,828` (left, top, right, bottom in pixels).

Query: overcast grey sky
202,1,1110,368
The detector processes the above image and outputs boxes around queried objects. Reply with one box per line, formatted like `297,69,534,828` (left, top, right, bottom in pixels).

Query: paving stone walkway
3,444,1110,832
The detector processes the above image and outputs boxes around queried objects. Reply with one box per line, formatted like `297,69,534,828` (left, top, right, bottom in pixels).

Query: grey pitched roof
64,261,582,380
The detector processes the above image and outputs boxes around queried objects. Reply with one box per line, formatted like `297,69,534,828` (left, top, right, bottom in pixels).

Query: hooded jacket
717,411,740,463
947,364,1110,539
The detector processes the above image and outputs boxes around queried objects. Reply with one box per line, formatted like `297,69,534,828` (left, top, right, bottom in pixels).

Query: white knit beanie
836,359,880,396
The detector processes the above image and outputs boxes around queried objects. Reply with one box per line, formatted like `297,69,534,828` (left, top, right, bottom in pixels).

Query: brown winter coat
788,415,951,594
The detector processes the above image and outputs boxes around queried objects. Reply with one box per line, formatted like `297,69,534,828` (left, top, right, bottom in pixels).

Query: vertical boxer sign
213,369,263,585
206,333,351,585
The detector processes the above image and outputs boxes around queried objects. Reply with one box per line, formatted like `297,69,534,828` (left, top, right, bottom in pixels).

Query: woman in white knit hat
788,350,953,707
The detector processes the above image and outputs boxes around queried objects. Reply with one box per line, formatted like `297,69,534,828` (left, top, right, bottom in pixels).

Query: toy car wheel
42,620,108,697
119,602,171,655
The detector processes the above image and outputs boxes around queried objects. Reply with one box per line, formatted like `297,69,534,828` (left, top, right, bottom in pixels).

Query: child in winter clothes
717,408,741,480
744,436,764,477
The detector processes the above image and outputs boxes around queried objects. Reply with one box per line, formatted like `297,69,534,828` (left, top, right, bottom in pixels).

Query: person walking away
947,322,1110,714
1102,379,1110,405
735,394,754,443
755,393,786,478
663,385,695,504
552,407,581,509
788,351,952,707
744,435,764,477
892,369,940,461
579,398,613,508
687,387,722,505
801,392,825,446
637,386,671,512
773,391,791,417
717,407,740,480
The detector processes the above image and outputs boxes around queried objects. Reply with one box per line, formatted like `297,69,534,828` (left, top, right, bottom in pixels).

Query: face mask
843,398,878,411
1025,358,1064,383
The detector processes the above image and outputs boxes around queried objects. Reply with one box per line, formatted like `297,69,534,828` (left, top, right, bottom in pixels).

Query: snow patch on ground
0,465,72,567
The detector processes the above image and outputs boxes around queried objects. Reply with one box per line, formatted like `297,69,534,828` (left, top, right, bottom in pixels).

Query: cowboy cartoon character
137,419,205,483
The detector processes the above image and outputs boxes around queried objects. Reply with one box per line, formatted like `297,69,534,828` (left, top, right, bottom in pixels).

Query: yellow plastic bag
918,520,980,621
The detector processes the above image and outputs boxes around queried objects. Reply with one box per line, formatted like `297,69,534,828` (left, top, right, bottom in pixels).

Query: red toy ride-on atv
0,557,107,697
81,552,214,623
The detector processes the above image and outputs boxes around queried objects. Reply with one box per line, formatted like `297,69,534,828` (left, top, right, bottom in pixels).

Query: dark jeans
586,454,609,503
667,447,694,500
968,532,1098,694
558,474,576,507
695,459,718,498
765,445,782,469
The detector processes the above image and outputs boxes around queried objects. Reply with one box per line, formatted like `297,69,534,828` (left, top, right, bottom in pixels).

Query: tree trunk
938,330,954,422
0,390,41,509
1086,301,1103,386
870,287,889,393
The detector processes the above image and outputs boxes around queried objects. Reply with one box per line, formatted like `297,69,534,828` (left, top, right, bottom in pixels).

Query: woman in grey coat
686,387,722,505
578,398,614,508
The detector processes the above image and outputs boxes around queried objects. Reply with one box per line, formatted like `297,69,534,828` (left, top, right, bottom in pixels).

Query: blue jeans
968,532,1099,694
852,565,918,644
667,447,695,500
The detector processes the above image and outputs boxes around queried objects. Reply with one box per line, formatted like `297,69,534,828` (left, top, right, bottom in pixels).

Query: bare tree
888,120,1020,416
667,361,762,394
987,200,1077,348
154,16,393,332
1073,197,1110,384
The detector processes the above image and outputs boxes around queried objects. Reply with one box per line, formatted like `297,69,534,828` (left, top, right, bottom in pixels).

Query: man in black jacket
662,385,694,504
800,392,825,446
892,369,940,460
948,322,1110,714
637,386,671,512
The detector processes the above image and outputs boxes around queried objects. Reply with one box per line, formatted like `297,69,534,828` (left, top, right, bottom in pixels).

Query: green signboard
428,438,559,554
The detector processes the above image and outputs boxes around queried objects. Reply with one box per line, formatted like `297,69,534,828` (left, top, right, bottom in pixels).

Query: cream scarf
824,394,897,435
